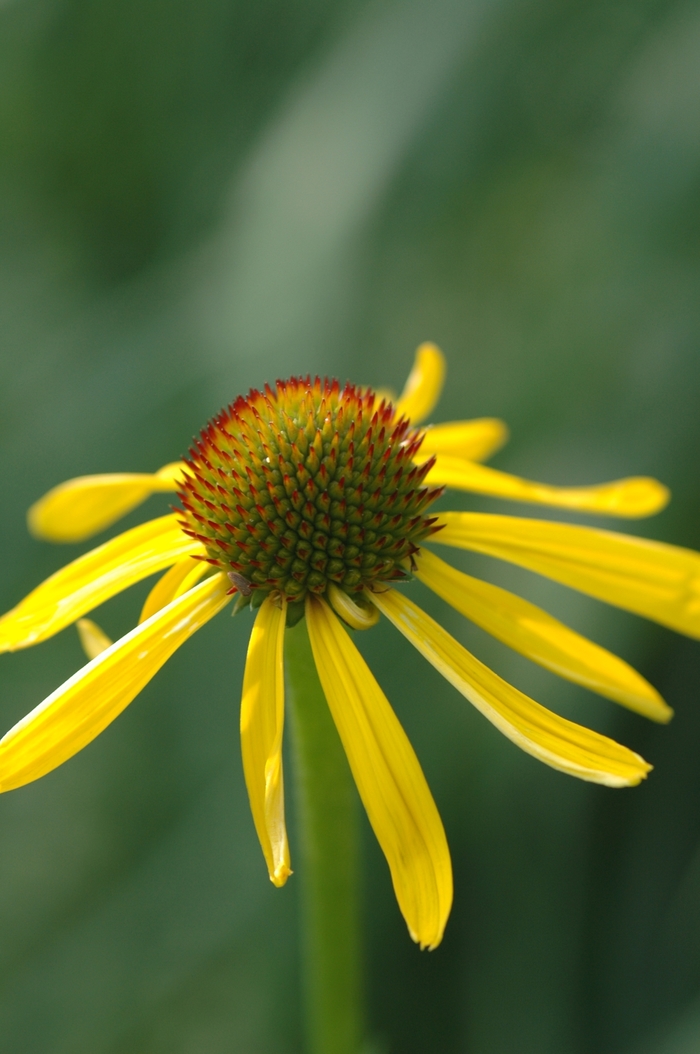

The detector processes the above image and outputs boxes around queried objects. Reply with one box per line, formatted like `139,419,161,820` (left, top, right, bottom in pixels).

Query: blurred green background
1,0,700,1050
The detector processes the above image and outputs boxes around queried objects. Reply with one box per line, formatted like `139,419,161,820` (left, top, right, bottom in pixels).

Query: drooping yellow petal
394,343,446,425
139,557,208,623
327,583,379,629
419,419,509,462
76,618,113,660
0,574,230,792
240,595,290,887
306,595,452,949
27,462,188,543
369,588,651,787
422,459,669,518
434,512,700,639
415,549,671,722
0,515,204,652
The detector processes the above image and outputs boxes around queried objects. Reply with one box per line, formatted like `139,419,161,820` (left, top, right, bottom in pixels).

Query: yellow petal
423,459,669,518
434,512,700,639
0,574,230,792
27,462,188,543
394,342,446,425
418,419,509,462
306,595,452,949
0,515,204,652
415,549,671,722
240,595,291,887
139,557,208,623
76,618,113,660
369,588,651,787
327,583,379,630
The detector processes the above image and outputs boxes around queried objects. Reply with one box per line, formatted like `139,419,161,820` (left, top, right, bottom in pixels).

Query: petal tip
270,865,293,888
26,500,63,543
410,915,448,951
76,618,113,661
643,697,674,725
617,478,671,518
616,756,653,787
418,930,446,951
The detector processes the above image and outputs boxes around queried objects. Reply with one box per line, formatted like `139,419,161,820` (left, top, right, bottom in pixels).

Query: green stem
286,618,364,1054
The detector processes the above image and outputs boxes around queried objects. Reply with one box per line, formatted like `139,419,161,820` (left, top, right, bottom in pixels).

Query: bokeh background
1,0,700,1051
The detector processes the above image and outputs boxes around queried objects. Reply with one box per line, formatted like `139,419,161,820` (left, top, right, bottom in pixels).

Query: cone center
177,377,442,607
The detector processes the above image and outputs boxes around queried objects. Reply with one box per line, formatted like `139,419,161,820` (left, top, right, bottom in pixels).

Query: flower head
178,377,442,608
1,343,697,949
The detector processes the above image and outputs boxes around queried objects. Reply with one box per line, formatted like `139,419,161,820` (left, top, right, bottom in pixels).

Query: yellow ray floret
394,342,446,425
419,419,509,463
241,595,291,888
0,574,230,792
327,583,380,629
369,588,651,787
306,595,452,950
0,514,203,652
139,556,208,623
27,462,187,543
76,618,113,660
415,550,671,722
422,459,669,518
434,513,700,639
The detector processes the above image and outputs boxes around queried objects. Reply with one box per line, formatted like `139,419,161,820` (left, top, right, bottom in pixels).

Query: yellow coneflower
0,343,697,951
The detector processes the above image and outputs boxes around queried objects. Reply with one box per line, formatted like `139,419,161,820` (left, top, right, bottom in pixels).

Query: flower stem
286,618,364,1054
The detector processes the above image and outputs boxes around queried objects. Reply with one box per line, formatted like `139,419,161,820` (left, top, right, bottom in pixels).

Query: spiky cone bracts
178,378,442,615
1,342,698,951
